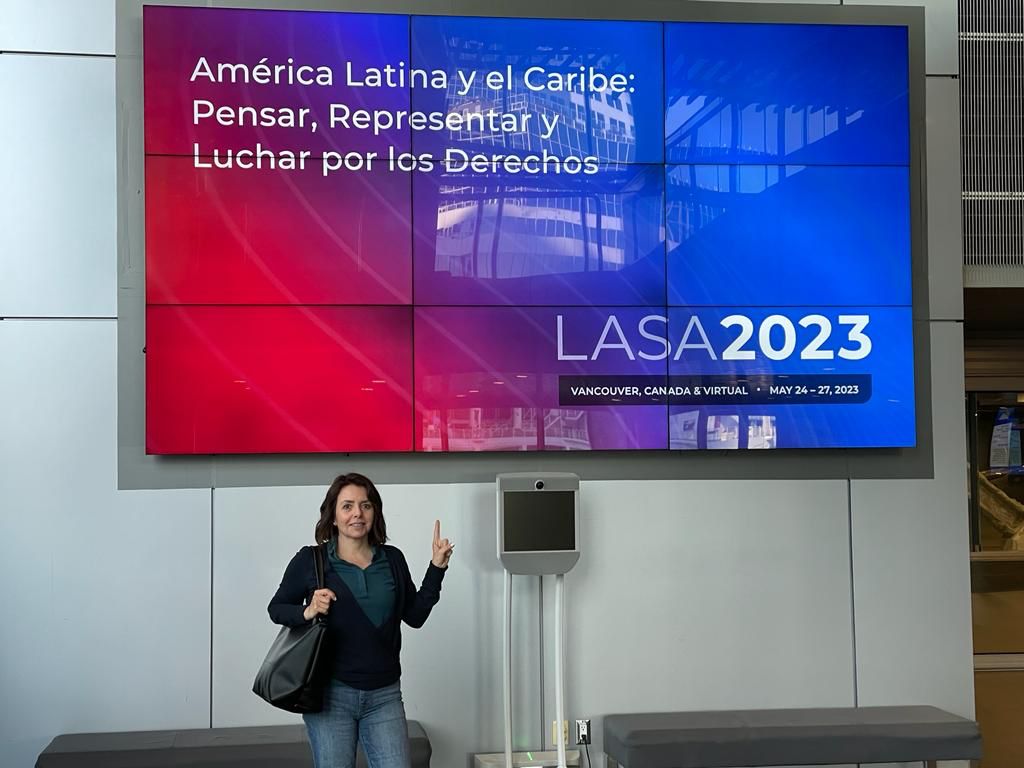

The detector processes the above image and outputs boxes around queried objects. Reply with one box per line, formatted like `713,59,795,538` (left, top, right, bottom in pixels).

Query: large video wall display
143,4,915,454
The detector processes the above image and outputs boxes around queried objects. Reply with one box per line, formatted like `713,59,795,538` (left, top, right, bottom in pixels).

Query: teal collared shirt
327,540,395,628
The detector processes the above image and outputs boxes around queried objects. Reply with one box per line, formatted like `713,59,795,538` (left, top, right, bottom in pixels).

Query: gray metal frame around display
116,0,930,490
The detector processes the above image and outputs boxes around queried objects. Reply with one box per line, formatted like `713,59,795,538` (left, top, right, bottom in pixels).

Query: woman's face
334,484,375,542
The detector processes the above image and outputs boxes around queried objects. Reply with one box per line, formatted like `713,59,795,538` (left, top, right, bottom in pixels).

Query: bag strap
313,544,326,590
309,544,327,625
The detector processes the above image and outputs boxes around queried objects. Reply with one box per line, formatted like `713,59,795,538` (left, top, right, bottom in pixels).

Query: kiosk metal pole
554,574,567,768
504,570,513,768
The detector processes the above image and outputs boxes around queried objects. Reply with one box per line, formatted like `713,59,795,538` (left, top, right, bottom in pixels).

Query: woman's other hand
303,588,336,621
431,520,454,568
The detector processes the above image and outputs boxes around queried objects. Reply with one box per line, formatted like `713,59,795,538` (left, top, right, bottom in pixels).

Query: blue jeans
303,679,412,768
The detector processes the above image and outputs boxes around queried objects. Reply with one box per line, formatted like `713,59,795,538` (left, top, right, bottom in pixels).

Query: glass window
969,393,1024,551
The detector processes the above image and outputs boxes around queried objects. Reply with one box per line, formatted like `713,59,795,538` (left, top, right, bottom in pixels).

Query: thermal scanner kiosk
497,473,581,768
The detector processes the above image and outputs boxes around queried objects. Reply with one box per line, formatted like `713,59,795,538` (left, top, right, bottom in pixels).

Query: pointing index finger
433,519,441,545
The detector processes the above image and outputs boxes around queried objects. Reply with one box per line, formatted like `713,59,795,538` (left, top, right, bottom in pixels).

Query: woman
269,472,453,768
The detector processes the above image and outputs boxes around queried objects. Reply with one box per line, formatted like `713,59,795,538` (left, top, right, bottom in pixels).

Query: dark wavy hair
315,472,388,546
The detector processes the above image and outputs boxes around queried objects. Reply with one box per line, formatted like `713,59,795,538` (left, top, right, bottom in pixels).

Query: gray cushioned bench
36,721,431,767
603,706,981,768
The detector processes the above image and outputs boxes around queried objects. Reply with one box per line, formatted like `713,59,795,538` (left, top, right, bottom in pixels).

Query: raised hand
431,519,454,568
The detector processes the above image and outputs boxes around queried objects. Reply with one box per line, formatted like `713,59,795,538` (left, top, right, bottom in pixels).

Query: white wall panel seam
846,478,859,707
0,49,113,58
210,487,216,729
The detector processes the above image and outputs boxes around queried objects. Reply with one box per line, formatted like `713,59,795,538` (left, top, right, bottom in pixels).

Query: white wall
0,2,970,768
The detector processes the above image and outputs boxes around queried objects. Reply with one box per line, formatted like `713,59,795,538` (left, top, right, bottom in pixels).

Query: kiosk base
473,749,581,767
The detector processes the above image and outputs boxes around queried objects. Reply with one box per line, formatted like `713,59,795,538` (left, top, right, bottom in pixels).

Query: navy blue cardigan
268,544,445,690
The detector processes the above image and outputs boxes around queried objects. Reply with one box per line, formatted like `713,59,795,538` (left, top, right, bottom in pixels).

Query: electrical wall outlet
575,719,591,745
551,719,569,746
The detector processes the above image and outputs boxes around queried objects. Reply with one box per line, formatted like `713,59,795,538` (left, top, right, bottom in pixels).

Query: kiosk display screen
143,5,915,454
503,491,577,552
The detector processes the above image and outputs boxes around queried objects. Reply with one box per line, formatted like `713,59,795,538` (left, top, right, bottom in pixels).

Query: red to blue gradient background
143,5,914,454
145,6,416,453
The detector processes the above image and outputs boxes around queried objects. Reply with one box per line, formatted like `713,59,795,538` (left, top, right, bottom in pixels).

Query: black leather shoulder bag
253,544,330,712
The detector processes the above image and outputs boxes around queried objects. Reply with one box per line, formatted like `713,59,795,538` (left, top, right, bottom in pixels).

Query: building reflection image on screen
415,166,666,307
670,411,777,450
420,405,593,452
411,16,665,163
748,416,777,449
